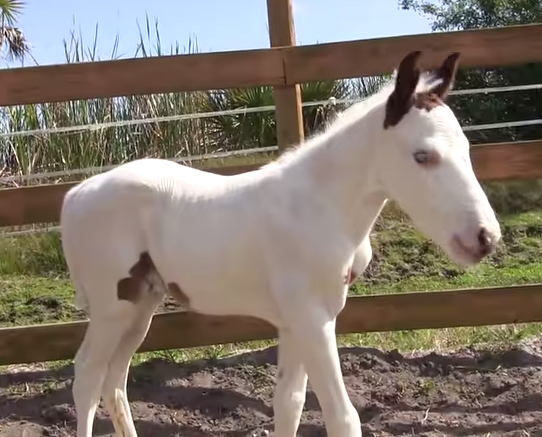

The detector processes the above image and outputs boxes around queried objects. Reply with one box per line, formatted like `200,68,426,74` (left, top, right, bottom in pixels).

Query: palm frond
0,25,28,60
0,0,25,26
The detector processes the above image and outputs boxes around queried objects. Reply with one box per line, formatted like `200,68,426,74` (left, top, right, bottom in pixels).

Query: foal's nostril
477,227,493,255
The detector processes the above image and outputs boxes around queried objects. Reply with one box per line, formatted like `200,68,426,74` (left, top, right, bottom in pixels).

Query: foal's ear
432,52,460,100
384,50,422,129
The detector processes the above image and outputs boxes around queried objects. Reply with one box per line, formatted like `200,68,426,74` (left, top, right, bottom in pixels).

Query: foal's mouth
449,235,492,266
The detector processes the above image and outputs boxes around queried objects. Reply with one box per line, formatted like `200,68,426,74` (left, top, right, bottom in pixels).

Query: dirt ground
1,339,542,437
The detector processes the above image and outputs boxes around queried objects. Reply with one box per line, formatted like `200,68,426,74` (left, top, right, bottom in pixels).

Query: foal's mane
264,71,443,170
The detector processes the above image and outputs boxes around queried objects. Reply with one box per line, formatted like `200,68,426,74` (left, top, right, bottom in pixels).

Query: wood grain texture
1,140,540,228
284,23,542,84
0,24,541,106
0,48,285,106
471,140,542,181
266,0,305,151
1,284,542,365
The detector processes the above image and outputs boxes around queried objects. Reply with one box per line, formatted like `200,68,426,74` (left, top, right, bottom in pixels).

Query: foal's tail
59,185,90,313
71,276,91,312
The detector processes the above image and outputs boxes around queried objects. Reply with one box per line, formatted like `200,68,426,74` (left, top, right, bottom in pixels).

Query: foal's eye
413,150,431,165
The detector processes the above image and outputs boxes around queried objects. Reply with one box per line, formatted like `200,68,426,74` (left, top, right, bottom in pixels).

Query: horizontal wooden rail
0,49,285,107
0,24,541,106
1,284,542,365
471,139,542,181
1,139,541,228
284,23,542,84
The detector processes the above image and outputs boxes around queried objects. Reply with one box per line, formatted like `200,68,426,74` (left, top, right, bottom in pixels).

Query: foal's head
373,50,501,266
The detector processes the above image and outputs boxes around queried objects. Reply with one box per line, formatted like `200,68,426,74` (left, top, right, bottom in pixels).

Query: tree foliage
0,0,28,62
400,0,542,144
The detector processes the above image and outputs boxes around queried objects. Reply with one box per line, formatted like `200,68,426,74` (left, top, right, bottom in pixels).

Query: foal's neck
280,107,388,248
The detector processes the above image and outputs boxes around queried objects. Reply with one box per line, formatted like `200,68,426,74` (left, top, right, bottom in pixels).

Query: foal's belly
144,191,312,329
165,266,283,325
149,220,284,326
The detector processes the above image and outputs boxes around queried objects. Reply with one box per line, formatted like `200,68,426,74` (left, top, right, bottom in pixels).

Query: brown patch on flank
117,253,192,308
277,368,284,379
167,282,191,308
117,278,138,303
117,252,156,303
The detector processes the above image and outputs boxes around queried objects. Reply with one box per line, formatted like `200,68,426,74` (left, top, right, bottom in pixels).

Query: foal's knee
274,387,306,412
274,370,306,414
72,359,99,407
273,380,306,437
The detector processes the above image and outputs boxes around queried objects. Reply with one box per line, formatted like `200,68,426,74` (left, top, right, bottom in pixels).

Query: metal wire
0,81,540,201
0,146,278,183
0,82,540,139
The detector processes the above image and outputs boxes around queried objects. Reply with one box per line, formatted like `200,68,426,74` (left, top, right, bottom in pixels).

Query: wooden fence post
266,0,305,153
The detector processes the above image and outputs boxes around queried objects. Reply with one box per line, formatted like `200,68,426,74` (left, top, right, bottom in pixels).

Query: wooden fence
1,0,542,365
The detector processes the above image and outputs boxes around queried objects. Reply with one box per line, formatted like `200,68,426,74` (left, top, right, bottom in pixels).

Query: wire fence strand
1,82,541,185
1,82,541,139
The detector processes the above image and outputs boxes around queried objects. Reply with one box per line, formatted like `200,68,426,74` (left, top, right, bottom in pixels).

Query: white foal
60,51,501,437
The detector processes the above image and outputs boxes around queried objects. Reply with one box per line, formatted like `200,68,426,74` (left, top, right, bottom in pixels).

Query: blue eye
413,150,430,164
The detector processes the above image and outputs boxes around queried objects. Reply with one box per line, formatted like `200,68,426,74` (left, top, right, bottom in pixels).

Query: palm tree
0,0,28,62
199,76,390,153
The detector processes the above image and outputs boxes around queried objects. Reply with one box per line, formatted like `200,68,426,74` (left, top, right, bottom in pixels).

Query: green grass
0,208,541,370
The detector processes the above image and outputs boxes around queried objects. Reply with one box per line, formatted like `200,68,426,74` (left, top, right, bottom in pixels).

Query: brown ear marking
414,92,444,112
432,52,461,99
383,51,461,129
383,51,422,129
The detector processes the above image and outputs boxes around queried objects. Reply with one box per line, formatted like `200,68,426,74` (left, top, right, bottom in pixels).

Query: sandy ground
1,339,542,436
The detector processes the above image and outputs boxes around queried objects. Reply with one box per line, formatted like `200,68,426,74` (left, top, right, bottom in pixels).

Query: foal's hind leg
274,328,308,437
101,292,162,437
73,304,134,437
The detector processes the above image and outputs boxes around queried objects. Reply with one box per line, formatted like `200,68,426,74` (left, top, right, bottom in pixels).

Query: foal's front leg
298,315,361,436
274,329,308,437
273,289,361,437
